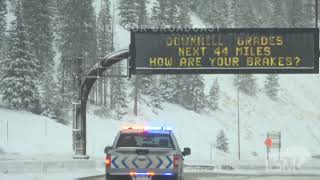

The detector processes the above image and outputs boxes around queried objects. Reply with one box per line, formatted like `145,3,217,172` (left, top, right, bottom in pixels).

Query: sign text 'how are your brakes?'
130,28,319,74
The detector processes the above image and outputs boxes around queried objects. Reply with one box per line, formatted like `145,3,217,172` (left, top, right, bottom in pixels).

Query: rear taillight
129,171,155,176
173,155,179,171
105,155,111,168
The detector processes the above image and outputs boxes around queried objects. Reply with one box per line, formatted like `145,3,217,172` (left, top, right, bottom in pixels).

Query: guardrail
0,160,103,174
1,159,320,174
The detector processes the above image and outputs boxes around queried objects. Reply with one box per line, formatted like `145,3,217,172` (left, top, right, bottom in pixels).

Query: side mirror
104,146,113,154
182,147,191,156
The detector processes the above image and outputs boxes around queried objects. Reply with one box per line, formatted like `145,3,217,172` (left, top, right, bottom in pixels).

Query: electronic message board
130,28,319,74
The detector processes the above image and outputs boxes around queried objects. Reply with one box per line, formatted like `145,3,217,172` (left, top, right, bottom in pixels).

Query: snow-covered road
76,173,320,180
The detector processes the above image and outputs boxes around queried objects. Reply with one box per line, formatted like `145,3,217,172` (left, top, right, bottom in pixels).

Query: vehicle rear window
116,133,174,148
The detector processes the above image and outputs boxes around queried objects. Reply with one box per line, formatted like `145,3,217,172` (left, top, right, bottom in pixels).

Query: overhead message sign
130,28,319,74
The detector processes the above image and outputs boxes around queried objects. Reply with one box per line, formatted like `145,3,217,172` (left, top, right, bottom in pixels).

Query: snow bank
0,109,72,156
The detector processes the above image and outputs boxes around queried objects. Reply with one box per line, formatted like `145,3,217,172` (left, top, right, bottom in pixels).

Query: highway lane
76,173,320,180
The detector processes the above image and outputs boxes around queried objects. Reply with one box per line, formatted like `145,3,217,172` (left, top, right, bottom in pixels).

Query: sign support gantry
72,50,129,159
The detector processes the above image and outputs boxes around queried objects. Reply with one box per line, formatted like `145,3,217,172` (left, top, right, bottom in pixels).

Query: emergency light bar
122,126,173,131
130,171,155,176
129,171,173,176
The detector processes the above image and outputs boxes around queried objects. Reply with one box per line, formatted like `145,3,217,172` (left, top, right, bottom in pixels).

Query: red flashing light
129,171,155,176
122,126,173,131
173,155,179,171
105,155,111,168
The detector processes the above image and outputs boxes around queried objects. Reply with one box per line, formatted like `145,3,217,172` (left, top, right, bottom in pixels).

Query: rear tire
105,174,117,180
105,174,110,180
151,175,179,180
106,175,131,180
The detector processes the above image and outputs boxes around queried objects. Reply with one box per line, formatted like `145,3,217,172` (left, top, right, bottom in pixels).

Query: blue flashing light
163,172,174,176
146,130,171,134
135,172,149,176
123,126,173,131
130,171,173,176
146,126,173,131
122,126,173,134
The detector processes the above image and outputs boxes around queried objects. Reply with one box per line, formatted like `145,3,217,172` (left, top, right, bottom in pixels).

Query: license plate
132,176,151,180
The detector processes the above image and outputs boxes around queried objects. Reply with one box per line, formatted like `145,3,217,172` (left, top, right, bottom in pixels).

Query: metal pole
6,120,8,145
45,119,47,136
111,3,115,51
210,144,212,165
279,132,281,161
316,0,318,28
237,87,240,160
1,120,3,143
267,133,269,161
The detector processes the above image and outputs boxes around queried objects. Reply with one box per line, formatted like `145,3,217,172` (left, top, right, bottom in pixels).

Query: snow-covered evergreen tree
58,0,97,110
159,75,179,103
0,1,40,111
176,0,191,27
95,0,112,107
201,0,230,28
189,0,200,11
264,74,280,99
148,90,163,114
265,0,289,27
182,75,205,112
22,0,54,73
151,0,170,26
192,86,205,113
152,0,190,27
131,75,163,115
234,74,257,96
136,0,148,26
41,79,64,120
112,64,128,120
22,0,58,116
118,0,138,29
300,0,315,27
159,74,205,112
59,0,96,68
49,0,66,47
113,83,128,120
288,0,307,27
159,75,185,106
202,0,219,27
97,0,112,45
0,0,6,37
107,63,130,120
208,78,220,111
216,129,229,153
235,2,259,28
0,0,6,58
228,0,237,27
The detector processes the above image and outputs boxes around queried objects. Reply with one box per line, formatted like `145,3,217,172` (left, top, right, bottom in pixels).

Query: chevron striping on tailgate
165,155,173,169
156,156,163,168
111,156,119,168
121,157,129,168
111,155,173,169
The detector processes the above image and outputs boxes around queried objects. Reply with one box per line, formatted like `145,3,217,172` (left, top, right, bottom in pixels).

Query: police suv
104,126,191,180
